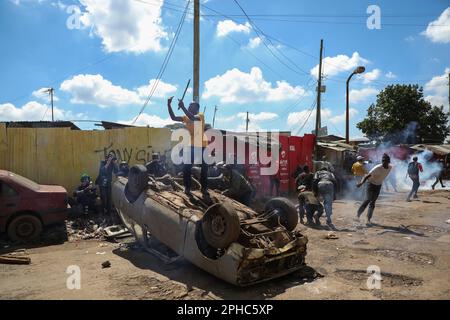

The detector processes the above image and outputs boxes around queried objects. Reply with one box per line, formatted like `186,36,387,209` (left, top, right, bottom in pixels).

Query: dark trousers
100,184,112,214
357,182,381,221
183,147,207,192
305,203,323,221
432,175,445,188
270,177,280,196
407,176,420,200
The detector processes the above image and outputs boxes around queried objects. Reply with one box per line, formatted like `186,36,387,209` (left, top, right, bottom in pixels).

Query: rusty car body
112,165,308,286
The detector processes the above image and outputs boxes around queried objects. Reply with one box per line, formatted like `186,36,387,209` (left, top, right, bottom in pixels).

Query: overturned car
112,165,308,286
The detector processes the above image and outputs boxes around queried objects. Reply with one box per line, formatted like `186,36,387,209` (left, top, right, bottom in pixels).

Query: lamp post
346,66,365,144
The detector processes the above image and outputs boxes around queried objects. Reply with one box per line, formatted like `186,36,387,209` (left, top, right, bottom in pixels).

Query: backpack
407,162,419,175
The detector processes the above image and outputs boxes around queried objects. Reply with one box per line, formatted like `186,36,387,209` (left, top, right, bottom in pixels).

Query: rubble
66,213,121,241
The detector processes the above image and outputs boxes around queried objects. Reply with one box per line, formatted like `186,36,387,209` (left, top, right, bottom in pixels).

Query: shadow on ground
112,242,322,300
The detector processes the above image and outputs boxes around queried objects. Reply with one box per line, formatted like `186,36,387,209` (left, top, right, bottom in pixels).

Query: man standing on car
406,156,423,202
355,153,392,225
167,96,208,196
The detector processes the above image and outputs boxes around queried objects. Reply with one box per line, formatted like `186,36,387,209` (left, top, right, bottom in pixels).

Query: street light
346,66,365,144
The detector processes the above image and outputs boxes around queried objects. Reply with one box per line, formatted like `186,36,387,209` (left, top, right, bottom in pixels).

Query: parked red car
0,170,69,242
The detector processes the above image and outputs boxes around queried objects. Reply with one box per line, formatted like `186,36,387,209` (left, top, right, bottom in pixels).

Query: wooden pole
193,0,200,103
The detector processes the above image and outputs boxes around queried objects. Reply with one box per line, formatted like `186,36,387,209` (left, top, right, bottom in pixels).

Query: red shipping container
278,135,290,194
302,134,315,170
288,136,303,191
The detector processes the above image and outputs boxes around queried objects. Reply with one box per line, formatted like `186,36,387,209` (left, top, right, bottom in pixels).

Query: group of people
295,151,448,230
72,153,131,215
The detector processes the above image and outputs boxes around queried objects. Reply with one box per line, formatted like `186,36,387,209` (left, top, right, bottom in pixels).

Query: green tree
357,84,449,144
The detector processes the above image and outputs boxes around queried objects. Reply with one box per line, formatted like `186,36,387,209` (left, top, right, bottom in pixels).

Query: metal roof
410,144,450,156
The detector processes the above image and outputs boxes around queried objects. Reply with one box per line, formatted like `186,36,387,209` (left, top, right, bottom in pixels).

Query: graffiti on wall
94,143,155,164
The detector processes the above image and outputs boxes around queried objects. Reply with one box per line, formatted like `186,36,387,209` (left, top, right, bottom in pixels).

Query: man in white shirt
355,153,392,225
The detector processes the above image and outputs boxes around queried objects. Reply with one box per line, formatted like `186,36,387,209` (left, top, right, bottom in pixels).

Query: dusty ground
1,188,450,300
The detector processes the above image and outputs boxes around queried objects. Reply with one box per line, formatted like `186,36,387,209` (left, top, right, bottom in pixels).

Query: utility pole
314,39,323,160
193,0,200,103
212,105,218,127
246,111,249,132
44,87,55,122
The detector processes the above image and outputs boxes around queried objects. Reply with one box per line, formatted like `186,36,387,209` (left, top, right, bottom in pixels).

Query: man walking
355,153,392,225
432,159,446,190
406,156,423,201
168,96,208,196
313,167,337,229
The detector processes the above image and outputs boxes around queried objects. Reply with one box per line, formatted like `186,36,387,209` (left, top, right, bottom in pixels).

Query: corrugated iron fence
0,123,172,192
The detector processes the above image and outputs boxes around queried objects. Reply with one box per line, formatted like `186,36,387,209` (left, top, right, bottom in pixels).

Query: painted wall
0,124,172,193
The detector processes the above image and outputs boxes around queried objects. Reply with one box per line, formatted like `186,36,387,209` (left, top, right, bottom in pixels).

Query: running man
355,153,392,226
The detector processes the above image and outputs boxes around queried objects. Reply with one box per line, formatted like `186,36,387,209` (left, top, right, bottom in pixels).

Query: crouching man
218,163,253,206
74,174,97,215
297,185,324,226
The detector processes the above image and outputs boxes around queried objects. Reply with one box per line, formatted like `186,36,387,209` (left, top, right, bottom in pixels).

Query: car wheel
201,203,240,249
126,165,149,199
265,197,298,231
7,214,43,242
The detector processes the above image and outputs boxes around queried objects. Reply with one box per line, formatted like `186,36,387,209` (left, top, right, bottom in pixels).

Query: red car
0,170,69,242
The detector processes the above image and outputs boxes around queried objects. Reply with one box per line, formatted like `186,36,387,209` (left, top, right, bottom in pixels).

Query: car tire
201,203,240,249
265,197,298,231
126,165,149,199
7,214,43,242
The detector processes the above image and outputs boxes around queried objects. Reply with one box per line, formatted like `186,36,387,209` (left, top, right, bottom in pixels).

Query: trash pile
66,213,121,241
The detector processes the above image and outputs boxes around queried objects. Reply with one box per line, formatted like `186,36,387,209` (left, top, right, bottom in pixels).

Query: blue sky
0,0,449,137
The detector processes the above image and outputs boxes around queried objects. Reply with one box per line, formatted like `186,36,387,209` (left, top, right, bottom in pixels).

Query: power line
133,0,191,124
294,100,317,136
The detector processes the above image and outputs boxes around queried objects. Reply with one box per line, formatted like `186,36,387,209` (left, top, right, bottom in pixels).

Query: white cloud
216,112,279,131
121,113,175,127
216,20,251,37
247,37,261,49
310,52,369,79
404,35,415,42
329,108,358,124
287,109,332,128
60,74,141,107
421,7,450,43
286,108,359,135
32,87,59,102
0,101,83,121
238,112,278,122
424,67,450,111
349,87,378,103
136,79,178,99
78,0,167,53
202,67,309,104
359,69,381,84
385,71,397,79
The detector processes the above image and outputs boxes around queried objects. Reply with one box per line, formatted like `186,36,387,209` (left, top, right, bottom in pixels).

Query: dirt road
1,189,449,300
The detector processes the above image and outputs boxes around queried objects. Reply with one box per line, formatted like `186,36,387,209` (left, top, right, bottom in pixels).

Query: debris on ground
66,213,121,241
101,260,111,268
325,232,339,240
0,254,31,265
103,225,132,239
446,219,450,224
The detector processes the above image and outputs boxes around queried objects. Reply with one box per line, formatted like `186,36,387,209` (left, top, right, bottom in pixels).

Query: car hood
38,185,67,194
